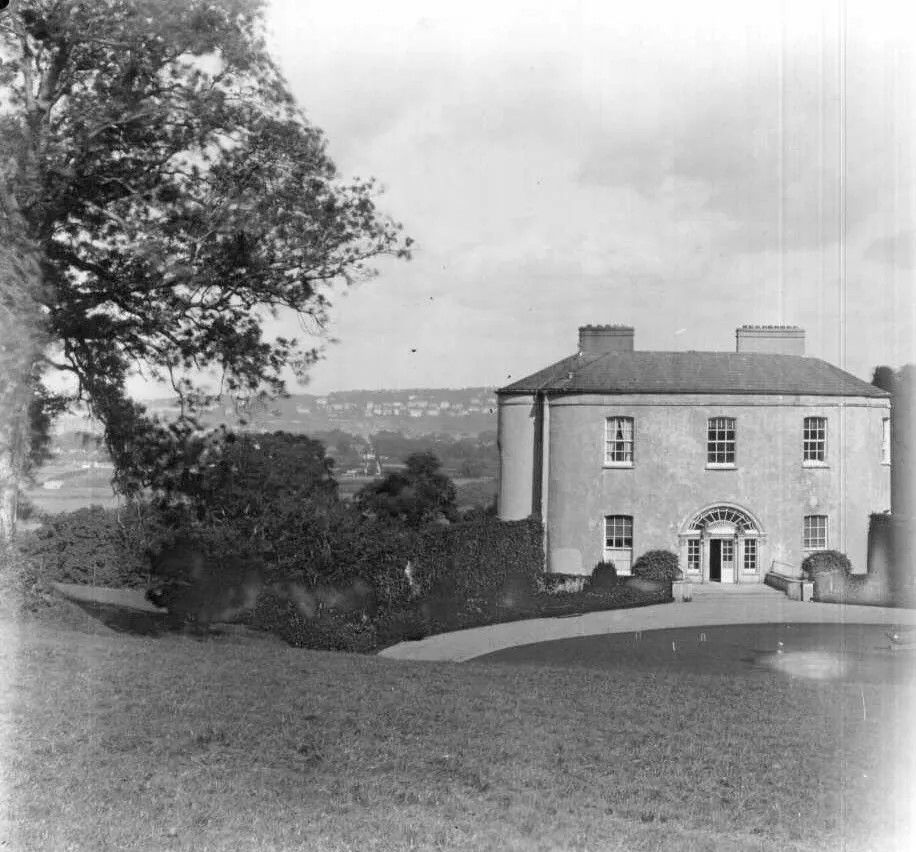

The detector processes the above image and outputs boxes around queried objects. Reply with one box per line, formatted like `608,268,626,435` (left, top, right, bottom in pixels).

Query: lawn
478,622,916,684
1,611,914,851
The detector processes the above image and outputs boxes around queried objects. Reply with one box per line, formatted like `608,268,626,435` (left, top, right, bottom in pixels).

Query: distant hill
142,387,499,438
41,389,501,509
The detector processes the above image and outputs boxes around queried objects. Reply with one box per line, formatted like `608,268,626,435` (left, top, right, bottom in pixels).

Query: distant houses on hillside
153,387,501,437
307,390,495,420
50,389,500,465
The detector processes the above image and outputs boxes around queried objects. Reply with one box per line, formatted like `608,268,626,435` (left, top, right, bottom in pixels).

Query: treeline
314,429,498,479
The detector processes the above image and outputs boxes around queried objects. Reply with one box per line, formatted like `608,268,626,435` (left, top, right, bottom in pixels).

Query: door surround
679,503,764,584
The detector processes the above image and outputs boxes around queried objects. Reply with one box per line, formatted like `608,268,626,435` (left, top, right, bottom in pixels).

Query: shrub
538,573,587,594
17,503,177,589
355,451,458,527
374,606,430,645
590,561,617,590
534,581,672,617
631,550,681,582
801,550,853,580
251,591,377,652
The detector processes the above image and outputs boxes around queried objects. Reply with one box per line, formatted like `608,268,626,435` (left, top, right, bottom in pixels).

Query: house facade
497,325,891,582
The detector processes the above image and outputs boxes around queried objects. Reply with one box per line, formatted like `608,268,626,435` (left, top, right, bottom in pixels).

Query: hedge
252,591,378,652
19,503,675,649
409,517,543,619
246,516,544,644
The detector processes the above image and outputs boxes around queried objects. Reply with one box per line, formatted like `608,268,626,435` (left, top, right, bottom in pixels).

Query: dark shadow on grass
68,599,172,636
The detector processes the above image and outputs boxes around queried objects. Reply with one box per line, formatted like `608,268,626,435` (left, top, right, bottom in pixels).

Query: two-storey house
497,325,890,582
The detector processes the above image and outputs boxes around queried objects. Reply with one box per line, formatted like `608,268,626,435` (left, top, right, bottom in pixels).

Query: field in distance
23,464,496,517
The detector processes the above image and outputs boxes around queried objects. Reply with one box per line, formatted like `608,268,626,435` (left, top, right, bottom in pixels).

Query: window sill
603,462,634,469
802,461,829,469
705,463,736,470
882,461,891,467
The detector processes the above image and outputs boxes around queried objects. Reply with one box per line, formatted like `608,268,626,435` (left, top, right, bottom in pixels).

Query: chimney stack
736,325,805,356
578,325,635,354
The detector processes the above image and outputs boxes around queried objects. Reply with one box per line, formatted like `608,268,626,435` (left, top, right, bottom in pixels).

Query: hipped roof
498,351,887,398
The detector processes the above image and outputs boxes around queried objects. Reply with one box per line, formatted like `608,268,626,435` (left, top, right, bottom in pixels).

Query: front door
720,538,735,582
708,538,736,582
709,539,721,582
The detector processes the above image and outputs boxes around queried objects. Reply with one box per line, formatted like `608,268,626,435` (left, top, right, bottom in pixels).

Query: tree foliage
0,0,411,507
355,451,458,527
871,365,898,395
180,430,338,528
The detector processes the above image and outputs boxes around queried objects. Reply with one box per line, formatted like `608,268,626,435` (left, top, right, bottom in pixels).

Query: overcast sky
154,1,916,397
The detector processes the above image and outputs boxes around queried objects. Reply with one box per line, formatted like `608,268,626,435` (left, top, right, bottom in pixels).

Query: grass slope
1,614,914,851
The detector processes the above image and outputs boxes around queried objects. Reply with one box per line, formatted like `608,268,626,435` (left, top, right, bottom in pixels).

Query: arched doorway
679,504,764,584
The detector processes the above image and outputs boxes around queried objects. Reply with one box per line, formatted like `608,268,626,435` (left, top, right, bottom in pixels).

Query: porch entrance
680,504,764,584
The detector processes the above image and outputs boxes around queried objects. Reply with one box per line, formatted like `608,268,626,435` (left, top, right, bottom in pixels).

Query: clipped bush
801,550,853,580
590,560,618,590
631,550,681,582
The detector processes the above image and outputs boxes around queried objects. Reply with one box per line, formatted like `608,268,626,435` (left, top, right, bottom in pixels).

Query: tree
355,451,458,527
146,430,343,598
183,430,338,530
872,365,898,395
0,1,411,538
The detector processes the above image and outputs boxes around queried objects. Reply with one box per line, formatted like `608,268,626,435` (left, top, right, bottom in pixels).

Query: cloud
572,30,914,256
257,0,916,395
865,231,916,269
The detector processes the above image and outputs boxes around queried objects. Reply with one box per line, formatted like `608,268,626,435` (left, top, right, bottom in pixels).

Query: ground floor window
742,538,758,572
803,515,828,550
687,539,701,572
604,515,633,575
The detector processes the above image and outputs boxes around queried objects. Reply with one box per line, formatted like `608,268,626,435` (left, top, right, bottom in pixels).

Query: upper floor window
605,417,634,465
803,515,828,550
707,417,736,466
882,418,891,465
803,417,827,464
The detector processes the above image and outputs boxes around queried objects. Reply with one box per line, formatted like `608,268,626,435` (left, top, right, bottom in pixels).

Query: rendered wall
542,393,890,577
890,367,916,592
496,394,539,521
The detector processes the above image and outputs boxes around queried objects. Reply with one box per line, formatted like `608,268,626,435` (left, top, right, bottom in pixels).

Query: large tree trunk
0,176,46,544
0,394,28,543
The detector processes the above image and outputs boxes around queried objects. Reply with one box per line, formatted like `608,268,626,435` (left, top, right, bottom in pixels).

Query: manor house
496,325,890,582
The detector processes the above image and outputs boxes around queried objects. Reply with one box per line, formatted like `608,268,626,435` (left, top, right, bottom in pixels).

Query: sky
150,0,916,396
